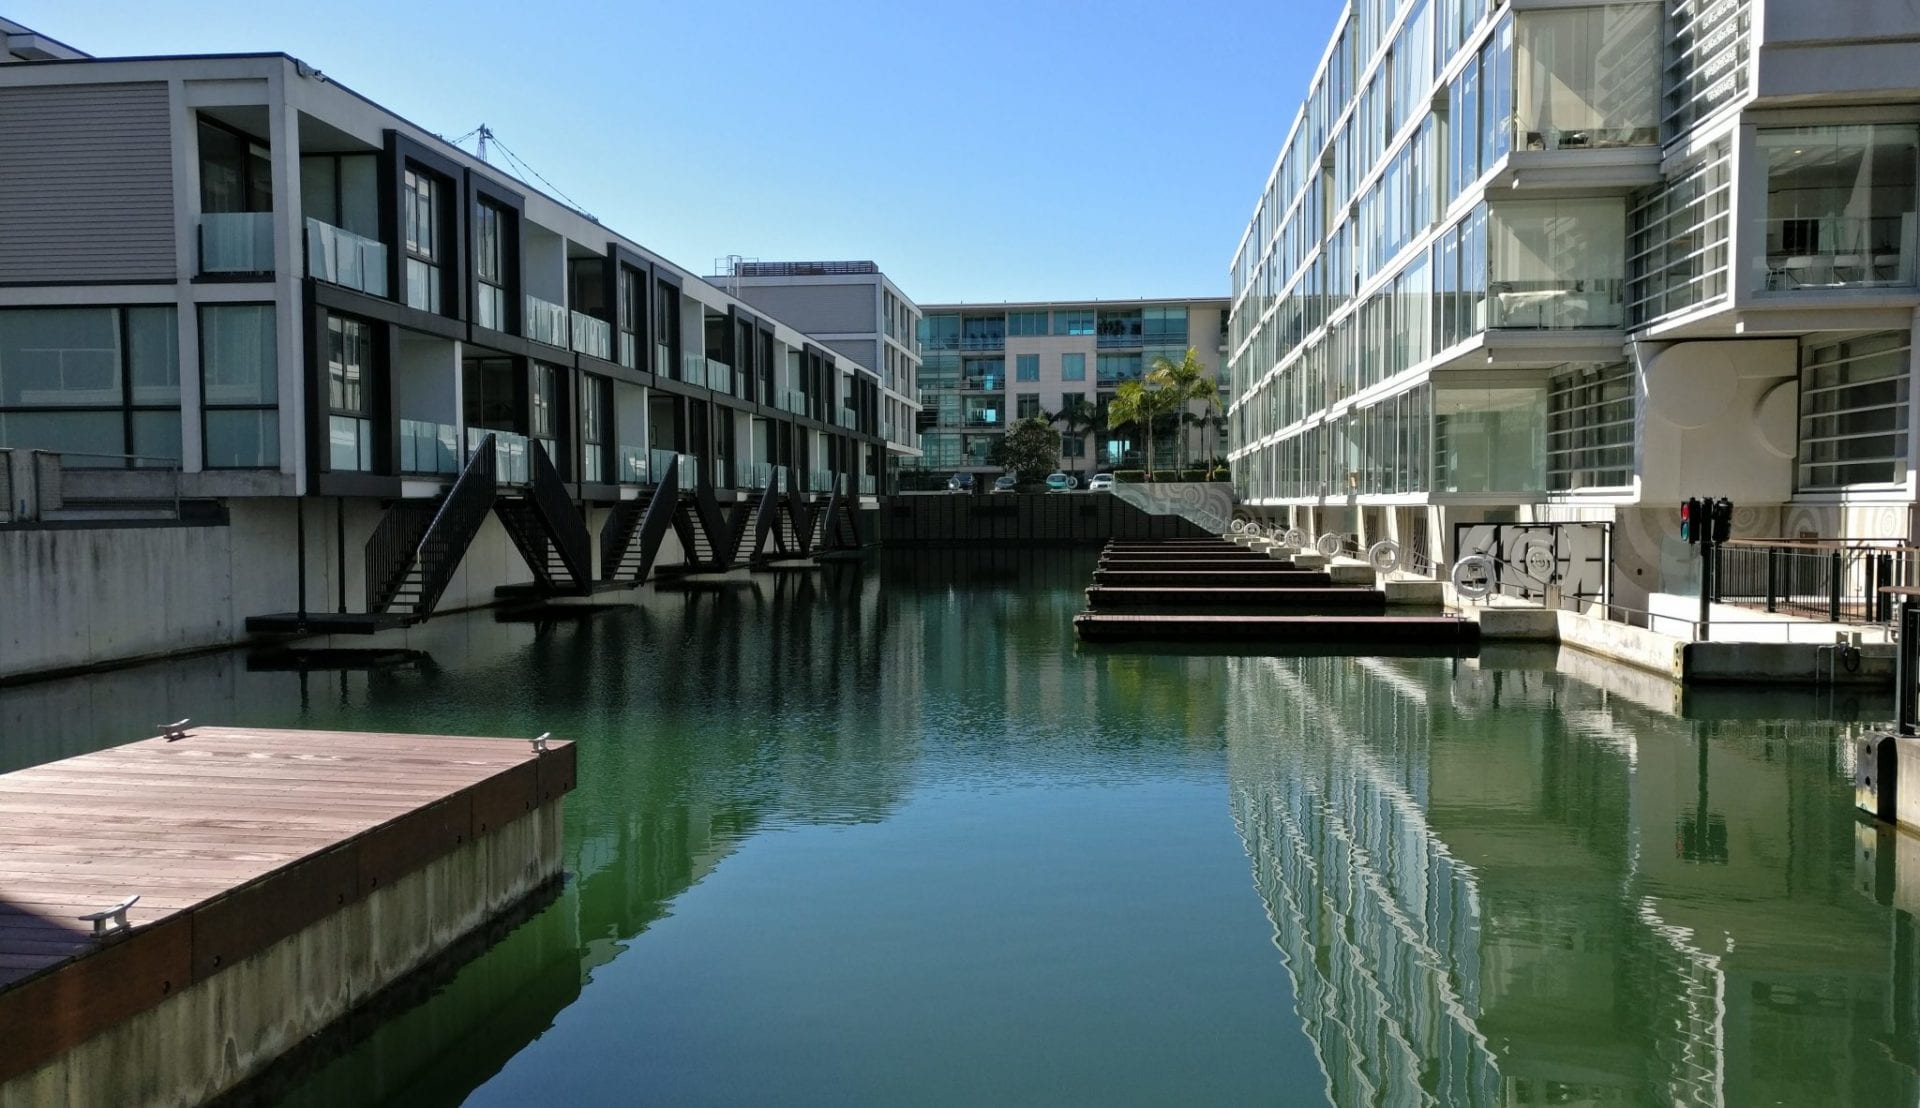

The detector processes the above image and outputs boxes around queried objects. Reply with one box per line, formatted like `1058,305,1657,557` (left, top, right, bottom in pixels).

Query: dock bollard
78,894,141,937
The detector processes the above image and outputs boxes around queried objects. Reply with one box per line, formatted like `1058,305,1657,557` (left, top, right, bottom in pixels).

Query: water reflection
1,552,1915,1105
1226,652,1920,1106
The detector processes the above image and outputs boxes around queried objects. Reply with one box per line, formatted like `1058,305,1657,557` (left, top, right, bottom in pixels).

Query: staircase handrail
410,432,500,616
528,440,591,585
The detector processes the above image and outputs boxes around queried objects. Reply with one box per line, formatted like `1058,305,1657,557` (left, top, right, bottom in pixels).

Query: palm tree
1107,378,1181,477
1050,398,1101,475
1146,347,1222,471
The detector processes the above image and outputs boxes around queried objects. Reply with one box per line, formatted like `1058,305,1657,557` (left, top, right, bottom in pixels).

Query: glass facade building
1228,0,1920,561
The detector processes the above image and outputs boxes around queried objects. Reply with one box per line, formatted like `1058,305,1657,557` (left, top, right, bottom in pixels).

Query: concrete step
1086,586,1386,610
1072,612,1479,645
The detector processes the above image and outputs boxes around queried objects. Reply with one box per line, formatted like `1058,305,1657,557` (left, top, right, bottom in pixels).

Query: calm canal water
2,550,1916,1106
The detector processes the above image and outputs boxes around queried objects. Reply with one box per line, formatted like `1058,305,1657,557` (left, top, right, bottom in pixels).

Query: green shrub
1150,471,1181,483
1115,469,1147,483
1177,469,1205,482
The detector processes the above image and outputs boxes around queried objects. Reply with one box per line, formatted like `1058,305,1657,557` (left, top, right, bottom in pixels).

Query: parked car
947,472,975,493
1087,473,1115,491
1045,472,1078,491
992,474,1018,493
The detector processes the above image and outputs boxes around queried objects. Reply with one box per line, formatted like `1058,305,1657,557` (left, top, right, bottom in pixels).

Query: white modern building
1228,0,1920,603
720,259,924,489
0,23,889,677
915,297,1229,481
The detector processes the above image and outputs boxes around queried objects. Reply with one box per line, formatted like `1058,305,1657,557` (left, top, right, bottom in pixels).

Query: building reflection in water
1225,652,1920,1107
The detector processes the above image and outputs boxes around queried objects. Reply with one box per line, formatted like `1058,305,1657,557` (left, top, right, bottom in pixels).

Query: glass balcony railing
649,448,677,488
1758,214,1916,290
840,406,861,430
682,351,707,389
712,454,730,487
957,336,1004,351
655,343,673,378
200,211,274,275
962,411,1003,427
616,444,648,484
468,426,529,485
400,418,459,475
706,358,733,396
677,453,700,490
305,218,388,296
571,311,612,360
810,468,834,493
1096,331,1145,348
525,295,569,347
961,375,1002,391
785,389,809,416
859,474,876,495
745,461,773,489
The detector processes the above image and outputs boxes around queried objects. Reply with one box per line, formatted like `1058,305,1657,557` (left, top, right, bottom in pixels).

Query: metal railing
304,218,388,296
467,426,529,486
525,295,569,348
571,311,611,360
200,211,274,274
1715,539,1920,624
1096,332,1145,348
399,419,460,475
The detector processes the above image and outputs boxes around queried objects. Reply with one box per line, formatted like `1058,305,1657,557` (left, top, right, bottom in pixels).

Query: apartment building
914,297,1229,480
1227,0,1920,603
721,259,923,489
0,25,887,671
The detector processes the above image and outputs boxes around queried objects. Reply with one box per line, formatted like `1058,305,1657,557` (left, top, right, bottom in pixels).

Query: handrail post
1829,548,1844,622
1880,553,1895,621
1765,545,1779,613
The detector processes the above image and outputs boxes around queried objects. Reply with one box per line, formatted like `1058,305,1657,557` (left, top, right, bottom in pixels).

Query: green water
3,550,1916,1106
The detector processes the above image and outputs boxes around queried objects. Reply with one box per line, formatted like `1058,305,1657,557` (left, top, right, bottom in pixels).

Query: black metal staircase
598,460,680,585
494,441,592,596
366,432,500,620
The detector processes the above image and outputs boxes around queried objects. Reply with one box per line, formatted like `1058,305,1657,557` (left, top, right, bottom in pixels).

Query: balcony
957,336,1004,352
399,419,459,475
784,389,809,416
571,311,611,360
962,411,1004,428
681,351,708,389
1096,332,1144,348
305,218,387,297
961,375,1003,391
744,461,774,489
809,468,834,493
525,295,569,348
837,406,859,430
200,212,273,275
655,343,672,377
706,358,734,396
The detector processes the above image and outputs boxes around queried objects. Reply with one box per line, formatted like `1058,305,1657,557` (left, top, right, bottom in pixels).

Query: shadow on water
3,549,1918,1105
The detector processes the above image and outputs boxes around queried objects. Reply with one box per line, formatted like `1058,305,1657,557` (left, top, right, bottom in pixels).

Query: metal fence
1715,539,1920,623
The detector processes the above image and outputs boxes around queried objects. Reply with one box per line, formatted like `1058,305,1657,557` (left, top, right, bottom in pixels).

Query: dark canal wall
869,493,1211,546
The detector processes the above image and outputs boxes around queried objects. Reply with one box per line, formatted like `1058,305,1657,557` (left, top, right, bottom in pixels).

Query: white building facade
1228,0,1920,595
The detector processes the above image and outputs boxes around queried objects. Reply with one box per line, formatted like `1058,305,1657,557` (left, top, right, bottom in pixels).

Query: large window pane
0,410,123,458
0,308,119,406
127,307,179,404
1487,199,1625,328
131,410,183,463
1547,362,1635,490
205,409,280,468
201,305,277,405
1433,384,1547,493
1513,5,1660,151
1757,124,1919,291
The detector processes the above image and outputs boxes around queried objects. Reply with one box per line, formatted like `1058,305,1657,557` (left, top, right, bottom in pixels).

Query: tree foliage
1147,347,1222,470
1106,379,1182,476
993,416,1064,483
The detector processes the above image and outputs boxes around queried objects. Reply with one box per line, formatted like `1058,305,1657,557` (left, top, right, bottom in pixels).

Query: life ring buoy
1284,527,1307,548
1315,532,1343,559
1368,540,1400,574
1452,554,1494,600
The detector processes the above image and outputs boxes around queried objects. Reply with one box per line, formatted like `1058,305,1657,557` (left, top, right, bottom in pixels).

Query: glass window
1053,309,1095,336
475,202,509,330
1449,51,1480,200
1007,310,1048,336
198,119,271,214
1798,331,1910,489
1433,383,1546,493
1017,392,1041,420
0,306,183,465
1547,362,1635,490
1062,352,1086,381
1486,198,1626,329
1097,354,1142,383
531,361,558,459
960,314,1005,350
403,168,442,314
1756,124,1919,291
1513,5,1659,152
582,374,606,483
326,315,373,473
1629,140,1733,323
1016,354,1040,381
200,304,278,468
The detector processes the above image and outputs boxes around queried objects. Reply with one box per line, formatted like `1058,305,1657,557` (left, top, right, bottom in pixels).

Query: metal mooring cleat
79,894,141,936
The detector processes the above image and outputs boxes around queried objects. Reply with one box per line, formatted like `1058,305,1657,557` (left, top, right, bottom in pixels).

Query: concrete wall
732,281,874,336
1637,339,1797,506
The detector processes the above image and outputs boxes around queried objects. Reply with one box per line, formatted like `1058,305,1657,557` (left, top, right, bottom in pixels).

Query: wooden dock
0,725,576,1099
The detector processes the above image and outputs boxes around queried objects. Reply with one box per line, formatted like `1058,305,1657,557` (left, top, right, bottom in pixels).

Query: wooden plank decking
0,725,576,1083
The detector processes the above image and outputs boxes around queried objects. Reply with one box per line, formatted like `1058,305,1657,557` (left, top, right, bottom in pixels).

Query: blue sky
15,0,1345,303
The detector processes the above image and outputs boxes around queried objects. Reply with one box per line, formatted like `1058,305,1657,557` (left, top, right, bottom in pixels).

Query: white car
1087,473,1115,491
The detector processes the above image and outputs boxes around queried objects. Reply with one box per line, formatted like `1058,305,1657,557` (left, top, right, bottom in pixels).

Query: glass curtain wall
1756,125,1919,291
1486,199,1627,329
200,304,279,468
1513,4,1661,151
0,307,181,465
1798,331,1910,490
1432,382,1546,493
1547,362,1635,490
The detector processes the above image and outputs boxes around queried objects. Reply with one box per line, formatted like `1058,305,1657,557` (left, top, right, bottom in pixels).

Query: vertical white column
168,78,204,474
268,65,305,490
